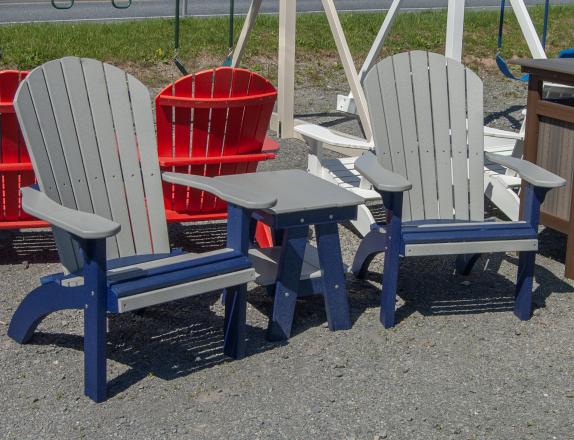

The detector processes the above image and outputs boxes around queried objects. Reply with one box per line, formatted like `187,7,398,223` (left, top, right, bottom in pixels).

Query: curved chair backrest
364,51,485,222
156,67,277,216
14,57,170,273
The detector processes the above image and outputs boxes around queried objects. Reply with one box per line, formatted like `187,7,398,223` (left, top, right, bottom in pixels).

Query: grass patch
1,5,573,86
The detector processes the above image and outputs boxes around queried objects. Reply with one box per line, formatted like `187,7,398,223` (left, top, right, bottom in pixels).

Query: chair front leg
80,238,108,403
380,192,403,329
515,183,550,320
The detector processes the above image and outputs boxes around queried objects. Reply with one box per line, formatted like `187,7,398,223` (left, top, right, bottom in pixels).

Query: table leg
267,226,308,341
315,223,351,331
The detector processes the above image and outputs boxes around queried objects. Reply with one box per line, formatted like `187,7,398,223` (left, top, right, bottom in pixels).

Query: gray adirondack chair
351,51,565,328
7,57,276,402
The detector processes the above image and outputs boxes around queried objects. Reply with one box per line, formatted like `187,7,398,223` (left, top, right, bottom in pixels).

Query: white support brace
321,0,372,140
337,0,403,114
508,0,547,59
231,0,263,67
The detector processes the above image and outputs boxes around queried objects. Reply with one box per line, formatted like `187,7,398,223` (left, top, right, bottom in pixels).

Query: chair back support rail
156,67,278,222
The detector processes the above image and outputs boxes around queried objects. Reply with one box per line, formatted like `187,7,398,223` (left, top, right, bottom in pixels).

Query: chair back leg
223,284,248,359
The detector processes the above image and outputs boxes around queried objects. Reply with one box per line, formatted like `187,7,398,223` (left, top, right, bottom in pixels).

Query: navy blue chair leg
223,284,247,359
380,193,403,329
7,283,84,344
515,251,536,320
81,239,108,403
316,223,351,331
455,254,482,276
267,226,308,341
351,228,386,279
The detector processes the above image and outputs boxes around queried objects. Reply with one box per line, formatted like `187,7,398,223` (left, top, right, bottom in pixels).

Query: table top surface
514,58,574,77
215,169,365,215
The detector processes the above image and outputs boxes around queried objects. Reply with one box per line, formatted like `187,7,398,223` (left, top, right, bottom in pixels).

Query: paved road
1,0,572,25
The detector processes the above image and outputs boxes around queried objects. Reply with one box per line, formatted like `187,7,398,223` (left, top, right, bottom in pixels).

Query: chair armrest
21,187,121,239
295,124,373,151
162,172,277,210
355,152,412,192
485,153,566,189
262,137,280,153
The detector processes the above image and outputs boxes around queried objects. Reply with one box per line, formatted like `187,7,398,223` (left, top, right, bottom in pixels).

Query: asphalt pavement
0,0,571,24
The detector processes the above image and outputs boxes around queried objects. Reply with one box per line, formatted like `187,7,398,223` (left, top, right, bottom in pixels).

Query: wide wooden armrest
485,152,566,188
21,187,121,239
162,172,277,210
295,124,373,150
355,151,412,193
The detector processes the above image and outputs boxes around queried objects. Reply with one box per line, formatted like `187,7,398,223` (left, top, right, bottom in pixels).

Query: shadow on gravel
484,104,525,130
30,290,280,399
355,252,573,326
0,229,59,264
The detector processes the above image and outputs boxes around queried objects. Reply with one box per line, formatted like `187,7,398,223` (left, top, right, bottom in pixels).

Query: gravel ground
1,74,574,440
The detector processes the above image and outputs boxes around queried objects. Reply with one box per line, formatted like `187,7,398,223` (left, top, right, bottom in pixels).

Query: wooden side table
515,59,574,278
214,170,364,340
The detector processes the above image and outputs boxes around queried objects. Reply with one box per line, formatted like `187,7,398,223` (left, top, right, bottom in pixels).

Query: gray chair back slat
15,79,82,272
127,75,170,253
60,57,120,258
14,57,170,272
364,51,485,222
82,58,136,258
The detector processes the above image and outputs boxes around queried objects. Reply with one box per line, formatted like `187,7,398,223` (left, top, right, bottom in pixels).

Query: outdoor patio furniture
515,58,574,279
7,57,276,402
169,169,364,341
349,51,565,328
156,67,278,247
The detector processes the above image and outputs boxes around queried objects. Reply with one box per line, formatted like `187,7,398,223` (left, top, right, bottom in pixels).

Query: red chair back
156,68,278,222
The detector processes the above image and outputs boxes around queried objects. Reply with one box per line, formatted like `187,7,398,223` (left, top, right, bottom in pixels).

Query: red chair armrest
262,137,280,153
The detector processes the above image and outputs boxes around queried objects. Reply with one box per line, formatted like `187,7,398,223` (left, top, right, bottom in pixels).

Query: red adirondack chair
0,70,47,229
156,67,279,247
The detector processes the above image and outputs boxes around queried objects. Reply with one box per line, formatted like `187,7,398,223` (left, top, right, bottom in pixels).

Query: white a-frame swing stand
230,0,566,236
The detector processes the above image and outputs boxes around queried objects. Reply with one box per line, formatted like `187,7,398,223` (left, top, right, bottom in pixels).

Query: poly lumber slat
14,75,81,272
466,68,486,221
203,68,234,211
393,52,424,220
173,74,193,213
447,57,470,220
428,52,455,220
155,80,174,211
60,57,119,258
190,70,212,212
83,59,135,258
1,71,23,221
104,63,152,255
128,74,170,254
411,50,439,220
377,57,412,220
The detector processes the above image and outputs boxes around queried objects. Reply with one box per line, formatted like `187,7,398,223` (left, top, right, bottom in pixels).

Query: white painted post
321,0,372,140
277,0,297,138
231,0,263,67
508,0,547,58
445,0,465,61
